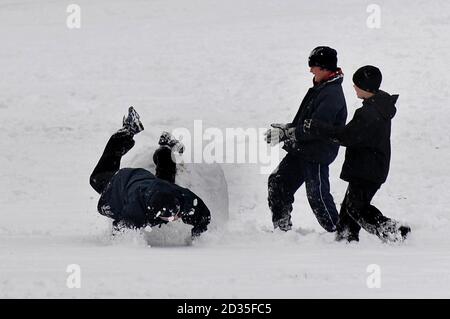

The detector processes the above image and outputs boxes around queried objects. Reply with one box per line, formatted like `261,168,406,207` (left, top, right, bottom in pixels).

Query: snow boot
336,230,359,243
399,225,411,240
122,106,144,135
378,219,410,243
158,131,184,154
273,215,292,232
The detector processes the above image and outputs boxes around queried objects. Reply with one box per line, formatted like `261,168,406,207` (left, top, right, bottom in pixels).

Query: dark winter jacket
306,90,398,185
97,168,211,234
286,72,347,165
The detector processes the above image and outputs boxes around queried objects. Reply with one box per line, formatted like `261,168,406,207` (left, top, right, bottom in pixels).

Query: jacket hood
364,90,398,120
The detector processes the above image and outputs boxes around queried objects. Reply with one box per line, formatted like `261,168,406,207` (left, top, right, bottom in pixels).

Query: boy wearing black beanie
303,65,411,243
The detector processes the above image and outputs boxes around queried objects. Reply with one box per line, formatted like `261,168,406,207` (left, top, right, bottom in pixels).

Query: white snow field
1,0,450,298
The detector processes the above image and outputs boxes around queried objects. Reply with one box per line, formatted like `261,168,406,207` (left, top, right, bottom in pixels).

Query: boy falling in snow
89,107,211,238
303,66,411,242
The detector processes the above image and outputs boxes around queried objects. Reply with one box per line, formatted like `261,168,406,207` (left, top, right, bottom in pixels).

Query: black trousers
90,130,176,195
337,180,392,241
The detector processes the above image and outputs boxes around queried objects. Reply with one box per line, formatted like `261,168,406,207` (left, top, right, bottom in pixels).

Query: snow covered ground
1,0,450,298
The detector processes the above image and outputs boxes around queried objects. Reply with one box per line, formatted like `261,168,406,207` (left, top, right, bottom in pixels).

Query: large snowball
123,147,229,246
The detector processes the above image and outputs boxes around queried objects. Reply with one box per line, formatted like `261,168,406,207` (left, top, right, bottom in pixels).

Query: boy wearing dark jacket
303,66,410,242
265,46,347,232
90,108,211,238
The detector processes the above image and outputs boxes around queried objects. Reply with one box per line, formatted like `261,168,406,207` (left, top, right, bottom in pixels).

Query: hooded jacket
307,90,398,185
97,168,211,233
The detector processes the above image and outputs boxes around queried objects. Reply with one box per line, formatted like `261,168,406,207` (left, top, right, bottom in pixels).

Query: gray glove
264,123,296,146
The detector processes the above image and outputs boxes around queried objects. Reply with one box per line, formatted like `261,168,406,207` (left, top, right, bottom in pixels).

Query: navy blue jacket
285,74,347,165
98,168,211,233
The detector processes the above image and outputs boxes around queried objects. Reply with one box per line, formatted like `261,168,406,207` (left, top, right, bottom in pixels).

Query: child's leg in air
90,129,135,194
90,106,144,194
153,146,176,183
152,131,184,183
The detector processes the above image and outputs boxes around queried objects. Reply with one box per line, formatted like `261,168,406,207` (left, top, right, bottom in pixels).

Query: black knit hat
308,46,338,71
352,65,382,93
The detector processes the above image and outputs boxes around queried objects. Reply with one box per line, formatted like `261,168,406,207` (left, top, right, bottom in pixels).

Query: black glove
264,123,296,146
191,224,207,238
